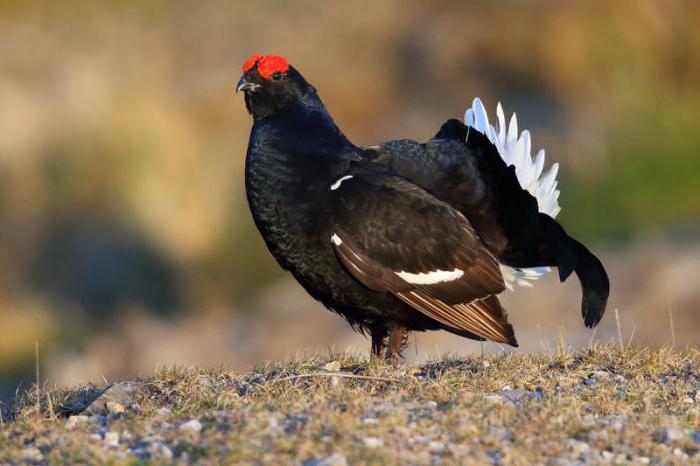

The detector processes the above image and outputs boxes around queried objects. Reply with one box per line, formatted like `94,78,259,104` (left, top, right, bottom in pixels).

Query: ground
1,347,699,465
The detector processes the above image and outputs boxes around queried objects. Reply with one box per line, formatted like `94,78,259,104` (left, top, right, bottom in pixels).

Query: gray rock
21,447,44,462
66,415,90,429
179,419,203,434
104,431,120,448
428,441,445,453
363,437,384,448
304,453,348,466
666,428,684,442
83,382,144,416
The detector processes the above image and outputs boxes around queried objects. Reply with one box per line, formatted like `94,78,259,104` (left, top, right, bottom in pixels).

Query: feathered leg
386,324,409,365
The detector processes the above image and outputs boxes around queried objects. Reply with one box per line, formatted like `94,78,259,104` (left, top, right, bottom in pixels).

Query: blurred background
1,0,699,402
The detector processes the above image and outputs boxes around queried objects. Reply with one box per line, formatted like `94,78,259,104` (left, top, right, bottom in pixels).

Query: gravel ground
1,347,699,465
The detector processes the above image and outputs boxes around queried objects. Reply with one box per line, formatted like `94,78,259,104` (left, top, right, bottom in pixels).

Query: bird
237,54,609,363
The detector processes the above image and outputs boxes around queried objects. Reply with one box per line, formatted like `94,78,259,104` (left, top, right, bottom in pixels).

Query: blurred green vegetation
0,0,698,376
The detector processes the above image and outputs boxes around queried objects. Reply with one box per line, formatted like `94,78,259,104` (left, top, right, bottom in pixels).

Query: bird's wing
328,171,517,346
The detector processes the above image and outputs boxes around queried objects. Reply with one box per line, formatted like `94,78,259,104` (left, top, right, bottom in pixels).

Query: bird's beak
236,77,259,93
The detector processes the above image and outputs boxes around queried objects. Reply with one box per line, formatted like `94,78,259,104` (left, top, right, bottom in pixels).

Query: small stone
179,419,203,434
305,453,348,466
652,429,668,443
682,396,694,404
569,440,590,454
666,428,683,442
363,437,384,448
21,447,43,462
673,447,688,459
323,361,341,372
153,443,173,460
428,441,445,453
66,415,90,429
362,417,379,425
582,377,596,386
104,431,119,448
197,377,212,388
482,360,491,368
500,389,526,403
601,451,614,460
106,402,125,415
156,407,171,417
83,382,144,416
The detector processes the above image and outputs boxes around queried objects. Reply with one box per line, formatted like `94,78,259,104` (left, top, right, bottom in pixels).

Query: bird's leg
369,324,388,363
386,324,409,365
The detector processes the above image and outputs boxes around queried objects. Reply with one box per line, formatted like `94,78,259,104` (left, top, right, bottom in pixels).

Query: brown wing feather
395,290,517,346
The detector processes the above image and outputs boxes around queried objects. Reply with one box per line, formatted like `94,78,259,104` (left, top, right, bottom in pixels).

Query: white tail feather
465,97,562,289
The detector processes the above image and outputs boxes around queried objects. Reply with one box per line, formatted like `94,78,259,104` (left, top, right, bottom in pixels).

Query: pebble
305,453,348,466
106,402,125,415
21,447,43,462
179,419,203,434
104,431,119,448
362,417,379,425
666,428,683,442
363,437,384,448
153,443,174,460
66,415,90,429
673,447,688,460
428,441,445,453
581,377,596,386
83,382,143,416
569,440,590,454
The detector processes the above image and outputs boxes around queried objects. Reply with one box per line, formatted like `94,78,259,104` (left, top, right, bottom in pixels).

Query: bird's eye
271,72,283,81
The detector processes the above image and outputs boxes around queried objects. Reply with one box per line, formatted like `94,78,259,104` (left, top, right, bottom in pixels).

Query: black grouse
237,54,610,362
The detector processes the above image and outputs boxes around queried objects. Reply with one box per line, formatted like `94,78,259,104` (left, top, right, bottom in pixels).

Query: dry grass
1,346,699,465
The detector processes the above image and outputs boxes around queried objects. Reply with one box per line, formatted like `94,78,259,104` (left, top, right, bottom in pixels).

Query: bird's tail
539,214,610,328
566,237,609,327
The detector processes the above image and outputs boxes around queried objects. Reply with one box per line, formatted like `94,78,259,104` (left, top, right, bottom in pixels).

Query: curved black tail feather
567,237,610,327
526,214,610,328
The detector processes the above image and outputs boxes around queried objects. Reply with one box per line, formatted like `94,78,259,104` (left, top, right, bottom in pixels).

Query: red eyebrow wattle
242,54,263,73
257,55,289,79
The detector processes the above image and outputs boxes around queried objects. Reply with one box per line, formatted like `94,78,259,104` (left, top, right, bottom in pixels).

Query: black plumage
238,55,609,361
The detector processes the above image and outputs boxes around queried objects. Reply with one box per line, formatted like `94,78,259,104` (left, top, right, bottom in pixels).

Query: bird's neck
247,91,357,177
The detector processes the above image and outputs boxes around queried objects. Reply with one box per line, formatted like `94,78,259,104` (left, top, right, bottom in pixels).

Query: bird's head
237,54,312,119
